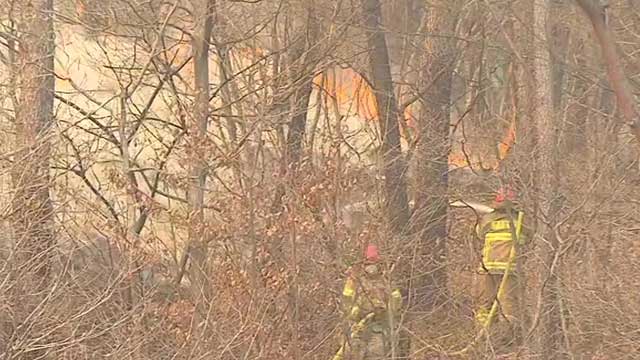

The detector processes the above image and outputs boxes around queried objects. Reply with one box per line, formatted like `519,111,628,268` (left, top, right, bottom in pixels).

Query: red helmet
364,244,380,262
495,186,516,204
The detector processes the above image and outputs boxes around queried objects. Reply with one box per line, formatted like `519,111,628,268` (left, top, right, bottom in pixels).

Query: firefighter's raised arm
389,288,402,315
342,275,359,320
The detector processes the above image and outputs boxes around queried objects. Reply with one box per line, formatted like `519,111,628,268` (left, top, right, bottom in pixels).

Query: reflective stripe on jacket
341,274,402,323
476,210,524,272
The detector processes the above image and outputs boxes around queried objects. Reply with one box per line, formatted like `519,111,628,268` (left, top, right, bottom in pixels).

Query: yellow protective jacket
476,208,525,273
341,272,402,326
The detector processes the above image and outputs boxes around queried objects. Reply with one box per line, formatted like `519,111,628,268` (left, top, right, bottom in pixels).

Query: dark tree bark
361,4,411,356
532,0,562,356
270,9,320,214
575,0,640,145
8,3,56,358
410,1,459,309
362,0,410,235
566,38,590,153
12,0,56,280
182,0,215,335
550,6,570,113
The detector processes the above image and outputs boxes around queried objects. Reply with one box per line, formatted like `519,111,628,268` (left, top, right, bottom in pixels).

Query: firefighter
333,244,404,360
474,186,526,345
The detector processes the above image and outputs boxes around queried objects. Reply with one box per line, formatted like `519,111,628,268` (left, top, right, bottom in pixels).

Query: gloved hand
390,289,402,315
347,305,360,321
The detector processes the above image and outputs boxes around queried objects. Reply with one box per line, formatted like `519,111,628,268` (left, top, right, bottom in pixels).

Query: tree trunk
9,2,55,358
532,0,562,357
271,9,320,214
362,3,411,356
362,0,410,235
12,0,55,280
411,1,458,309
575,0,640,146
186,0,215,336
550,5,570,113
566,38,590,153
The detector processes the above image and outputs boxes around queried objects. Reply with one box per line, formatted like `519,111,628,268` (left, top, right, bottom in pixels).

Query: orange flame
75,0,86,17
310,67,516,172
498,117,516,161
448,118,516,171
161,44,516,170
312,68,415,126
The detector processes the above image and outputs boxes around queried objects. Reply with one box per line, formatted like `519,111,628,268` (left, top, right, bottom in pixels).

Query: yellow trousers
474,272,522,347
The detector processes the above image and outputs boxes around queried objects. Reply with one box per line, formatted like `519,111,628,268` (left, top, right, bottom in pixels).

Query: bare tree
411,0,460,309
184,0,215,336
11,0,56,280
271,2,321,214
531,0,562,356
4,2,56,358
362,0,410,235
575,0,640,146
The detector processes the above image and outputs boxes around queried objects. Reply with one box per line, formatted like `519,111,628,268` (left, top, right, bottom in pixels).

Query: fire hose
331,312,376,360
